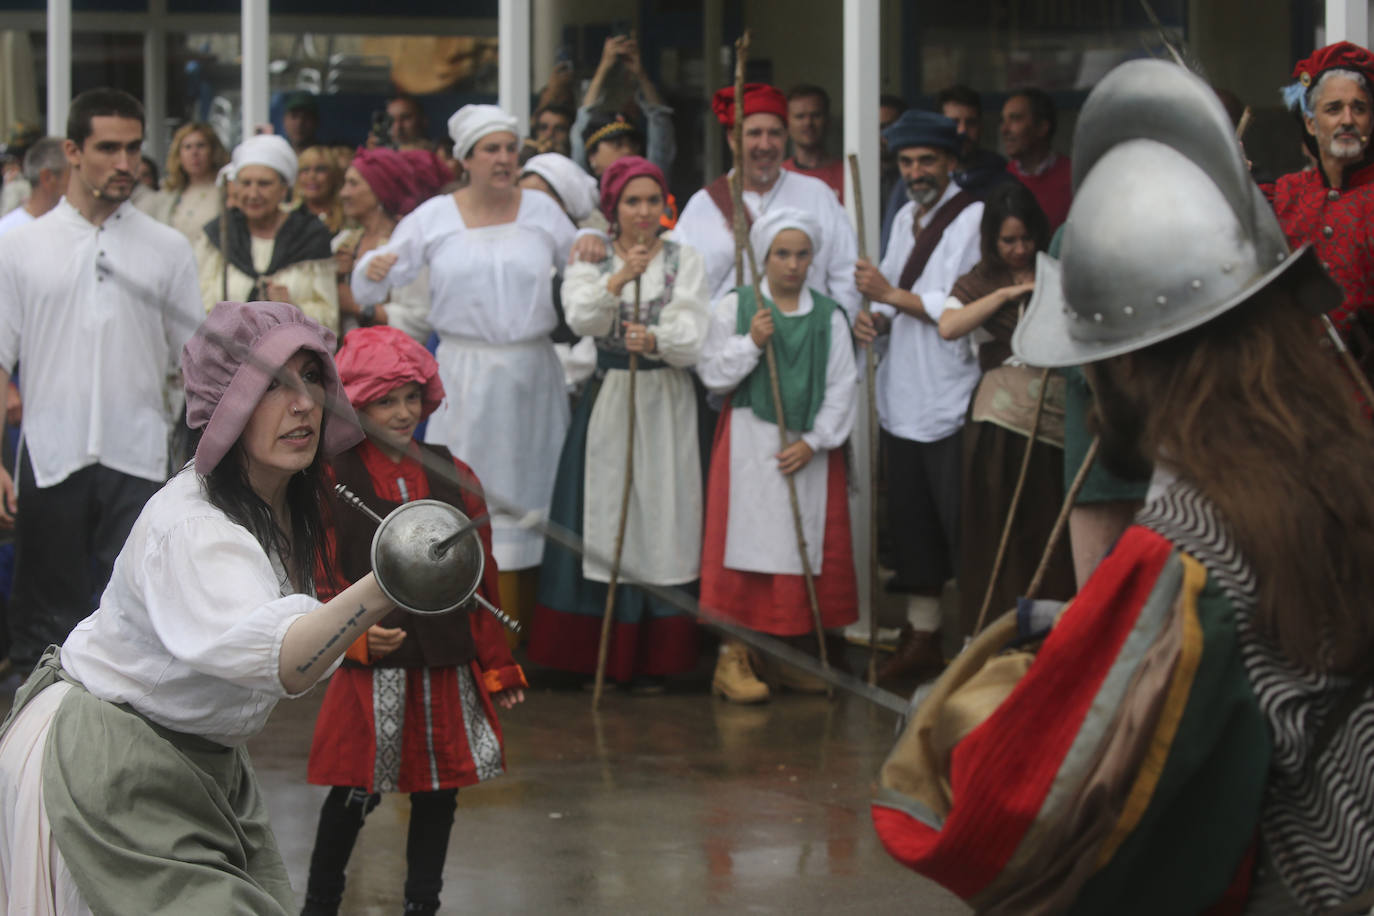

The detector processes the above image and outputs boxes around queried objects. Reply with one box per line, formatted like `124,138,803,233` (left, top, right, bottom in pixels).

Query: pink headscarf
598,155,668,226
334,325,444,419
399,149,452,209
349,148,413,218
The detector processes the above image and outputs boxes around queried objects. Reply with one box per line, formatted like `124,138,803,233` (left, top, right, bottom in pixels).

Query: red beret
1292,41,1374,88
712,83,788,130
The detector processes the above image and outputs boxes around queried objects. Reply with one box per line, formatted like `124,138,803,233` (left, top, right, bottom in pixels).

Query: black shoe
300,896,341,916
628,675,666,696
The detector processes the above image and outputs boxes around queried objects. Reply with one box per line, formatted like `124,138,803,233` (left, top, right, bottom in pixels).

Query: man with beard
872,60,1374,914
675,82,859,315
852,110,983,682
1268,41,1374,342
0,89,201,677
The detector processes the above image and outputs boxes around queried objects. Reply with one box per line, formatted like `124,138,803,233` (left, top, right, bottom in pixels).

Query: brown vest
896,189,980,292
330,444,476,669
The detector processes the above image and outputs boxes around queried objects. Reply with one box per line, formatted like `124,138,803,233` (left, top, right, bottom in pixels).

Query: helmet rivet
1190,279,1203,290
1221,263,1234,273
1276,252,1286,263
1093,313,1103,322
1123,306,1134,317
1155,295,1167,306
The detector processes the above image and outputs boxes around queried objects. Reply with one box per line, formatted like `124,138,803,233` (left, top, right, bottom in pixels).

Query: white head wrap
447,104,520,159
521,153,599,223
227,134,298,186
750,206,822,266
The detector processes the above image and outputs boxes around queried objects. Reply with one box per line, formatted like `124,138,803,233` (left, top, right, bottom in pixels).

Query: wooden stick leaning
592,265,643,709
728,30,833,695
1321,314,1374,409
970,367,1052,637
846,153,883,685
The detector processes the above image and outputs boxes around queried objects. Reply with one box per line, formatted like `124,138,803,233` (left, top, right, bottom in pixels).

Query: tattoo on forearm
296,604,369,674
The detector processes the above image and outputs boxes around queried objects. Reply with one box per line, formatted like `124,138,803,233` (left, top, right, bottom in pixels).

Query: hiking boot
711,641,770,704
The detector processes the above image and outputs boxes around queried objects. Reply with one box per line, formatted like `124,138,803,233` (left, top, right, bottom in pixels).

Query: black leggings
303,785,458,911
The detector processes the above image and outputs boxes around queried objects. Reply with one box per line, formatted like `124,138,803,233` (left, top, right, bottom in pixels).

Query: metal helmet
1013,59,1340,368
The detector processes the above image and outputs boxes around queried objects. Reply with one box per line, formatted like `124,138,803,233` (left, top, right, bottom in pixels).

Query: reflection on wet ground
250,652,971,914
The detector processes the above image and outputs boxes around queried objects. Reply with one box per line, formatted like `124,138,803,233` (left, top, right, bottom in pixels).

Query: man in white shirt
674,82,860,317
0,89,202,676
853,110,984,683
0,138,68,240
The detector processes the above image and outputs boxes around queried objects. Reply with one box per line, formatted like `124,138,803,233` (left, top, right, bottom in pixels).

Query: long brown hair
1104,289,1374,675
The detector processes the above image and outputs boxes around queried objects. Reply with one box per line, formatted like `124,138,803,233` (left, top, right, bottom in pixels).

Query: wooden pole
728,31,833,695
592,267,642,708
1024,436,1100,600
846,153,882,685
1321,314,1374,409
971,367,1052,637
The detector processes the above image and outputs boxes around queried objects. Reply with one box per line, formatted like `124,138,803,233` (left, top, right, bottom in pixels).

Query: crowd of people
0,30,1369,913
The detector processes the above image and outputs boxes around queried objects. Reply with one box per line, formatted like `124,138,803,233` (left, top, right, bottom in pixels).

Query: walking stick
971,367,1052,637
728,31,833,696
846,153,882,685
592,247,643,709
1321,314,1374,409
218,179,231,302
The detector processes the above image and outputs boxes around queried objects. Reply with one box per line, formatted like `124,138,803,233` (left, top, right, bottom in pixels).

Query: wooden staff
971,367,1052,638
1025,436,1100,599
846,153,882,685
728,31,833,694
218,178,231,302
592,252,644,709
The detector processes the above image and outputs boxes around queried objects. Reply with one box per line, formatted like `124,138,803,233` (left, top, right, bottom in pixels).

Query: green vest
732,286,839,432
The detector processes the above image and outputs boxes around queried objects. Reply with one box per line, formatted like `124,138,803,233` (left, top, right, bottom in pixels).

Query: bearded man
1269,41,1374,343
852,110,983,683
674,82,859,316
873,60,1374,915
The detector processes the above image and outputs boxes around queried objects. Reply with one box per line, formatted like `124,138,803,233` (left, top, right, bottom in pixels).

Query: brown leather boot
712,640,770,704
876,624,945,684
774,660,829,694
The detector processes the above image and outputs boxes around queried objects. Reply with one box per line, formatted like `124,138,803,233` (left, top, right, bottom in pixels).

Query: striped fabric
1140,482,1374,912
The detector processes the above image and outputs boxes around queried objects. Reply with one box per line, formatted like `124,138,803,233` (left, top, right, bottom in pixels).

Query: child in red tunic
301,326,526,916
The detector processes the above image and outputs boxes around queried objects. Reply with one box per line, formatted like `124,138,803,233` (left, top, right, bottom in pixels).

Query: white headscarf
227,134,298,186
447,104,520,159
521,153,599,223
750,206,822,267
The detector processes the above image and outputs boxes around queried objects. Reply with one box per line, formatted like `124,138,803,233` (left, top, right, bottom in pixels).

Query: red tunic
783,157,845,201
307,439,526,793
1265,163,1374,333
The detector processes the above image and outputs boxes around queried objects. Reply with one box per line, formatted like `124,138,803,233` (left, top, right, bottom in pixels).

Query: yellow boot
712,640,770,704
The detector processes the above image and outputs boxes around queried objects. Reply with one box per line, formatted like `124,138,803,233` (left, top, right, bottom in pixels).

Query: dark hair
534,102,575,125
584,112,643,156
880,94,908,114
936,85,982,115
1092,287,1374,675
67,88,144,148
979,181,1049,265
786,84,831,113
1007,87,1057,140
140,154,159,185
388,91,424,114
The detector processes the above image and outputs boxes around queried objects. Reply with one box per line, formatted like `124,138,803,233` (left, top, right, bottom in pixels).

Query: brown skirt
956,419,1076,640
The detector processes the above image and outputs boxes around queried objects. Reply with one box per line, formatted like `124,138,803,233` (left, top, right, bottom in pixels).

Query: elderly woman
296,145,345,234
195,135,340,334
139,121,229,243
352,104,576,631
697,208,859,703
333,147,448,341
0,302,399,914
932,182,1075,644
527,157,709,692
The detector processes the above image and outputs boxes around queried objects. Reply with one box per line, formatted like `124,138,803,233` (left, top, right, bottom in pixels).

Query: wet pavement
246,649,971,914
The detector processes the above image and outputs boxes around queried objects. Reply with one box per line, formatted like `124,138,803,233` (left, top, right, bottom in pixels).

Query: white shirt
352,190,576,343
0,205,33,240
675,169,860,319
0,199,202,487
875,183,984,442
61,469,328,747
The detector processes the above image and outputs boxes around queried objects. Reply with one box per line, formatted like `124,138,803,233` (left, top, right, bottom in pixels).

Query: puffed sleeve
562,259,619,338
650,243,710,368
141,516,327,697
383,267,433,345
819,192,861,323
353,205,427,306
696,290,763,392
800,307,859,452
193,234,227,312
